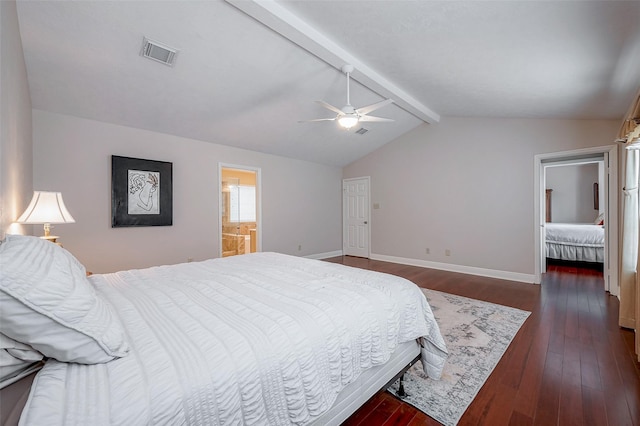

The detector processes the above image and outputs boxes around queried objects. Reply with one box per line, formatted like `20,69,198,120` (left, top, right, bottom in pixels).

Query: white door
343,177,370,258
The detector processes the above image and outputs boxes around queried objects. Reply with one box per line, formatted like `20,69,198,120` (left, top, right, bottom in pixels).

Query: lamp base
40,235,62,246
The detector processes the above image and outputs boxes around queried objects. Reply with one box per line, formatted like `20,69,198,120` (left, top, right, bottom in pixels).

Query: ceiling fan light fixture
302,64,393,128
338,114,359,129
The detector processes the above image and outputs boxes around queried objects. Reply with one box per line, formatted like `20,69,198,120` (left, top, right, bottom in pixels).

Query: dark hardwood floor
323,256,640,426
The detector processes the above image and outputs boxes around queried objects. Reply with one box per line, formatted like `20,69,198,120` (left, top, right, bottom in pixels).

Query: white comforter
545,223,605,247
21,253,447,425
545,223,605,262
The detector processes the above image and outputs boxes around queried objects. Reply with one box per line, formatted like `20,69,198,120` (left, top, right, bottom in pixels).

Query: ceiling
15,1,640,167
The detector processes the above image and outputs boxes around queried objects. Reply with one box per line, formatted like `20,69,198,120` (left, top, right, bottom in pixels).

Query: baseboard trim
370,253,537,284
619,317,636,330
306,250,343,260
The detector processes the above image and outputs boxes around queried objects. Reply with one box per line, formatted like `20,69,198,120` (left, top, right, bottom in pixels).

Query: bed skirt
546,241,603,263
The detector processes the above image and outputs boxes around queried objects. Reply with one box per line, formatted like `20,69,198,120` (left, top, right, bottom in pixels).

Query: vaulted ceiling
15,1,640,167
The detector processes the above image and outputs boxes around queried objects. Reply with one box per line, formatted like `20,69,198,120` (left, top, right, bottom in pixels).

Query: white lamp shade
16,191,75,224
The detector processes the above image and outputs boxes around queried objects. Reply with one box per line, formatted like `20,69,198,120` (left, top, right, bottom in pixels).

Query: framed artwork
111,155,173,227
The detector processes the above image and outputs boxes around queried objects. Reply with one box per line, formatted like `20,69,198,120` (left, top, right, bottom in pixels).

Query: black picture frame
111,155,173,227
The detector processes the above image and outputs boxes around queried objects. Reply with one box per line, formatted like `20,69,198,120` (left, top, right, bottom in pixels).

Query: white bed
545,223,605,263
0,235,448,426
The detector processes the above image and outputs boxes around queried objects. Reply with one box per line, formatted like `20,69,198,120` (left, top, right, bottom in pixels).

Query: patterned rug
388,289,530,426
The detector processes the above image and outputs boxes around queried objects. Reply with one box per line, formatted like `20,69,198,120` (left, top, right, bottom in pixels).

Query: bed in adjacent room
0,235,448,426
545,222,605,263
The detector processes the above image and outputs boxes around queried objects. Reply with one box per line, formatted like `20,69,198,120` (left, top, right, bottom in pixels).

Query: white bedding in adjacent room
545,223,605,263
19,252,447,425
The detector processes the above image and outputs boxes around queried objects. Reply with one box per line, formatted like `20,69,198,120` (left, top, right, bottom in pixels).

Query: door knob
364,221,368,224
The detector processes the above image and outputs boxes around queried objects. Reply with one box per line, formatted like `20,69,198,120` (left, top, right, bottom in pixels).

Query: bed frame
1,341,421,426
310,340,421,425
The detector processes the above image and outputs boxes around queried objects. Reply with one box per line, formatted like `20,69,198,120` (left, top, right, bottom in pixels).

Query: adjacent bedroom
544,158,606,270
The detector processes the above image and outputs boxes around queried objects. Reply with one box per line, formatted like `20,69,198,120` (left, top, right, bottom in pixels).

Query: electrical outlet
298,245,302,251
425,248,430,254
373,203,380,210
187,257,194,263
445,249,451,256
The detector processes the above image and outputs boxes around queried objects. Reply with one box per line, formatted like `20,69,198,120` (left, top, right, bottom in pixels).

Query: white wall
546,163,600,223
0,0,33,238
32,110,342,273
343,117,618,277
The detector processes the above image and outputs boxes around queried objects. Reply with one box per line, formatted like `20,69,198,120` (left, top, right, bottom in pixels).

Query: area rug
387,289,530,426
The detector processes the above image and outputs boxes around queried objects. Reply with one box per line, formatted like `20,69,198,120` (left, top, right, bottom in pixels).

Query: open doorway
534,146,618,296
544,159,605,269
219,164,261,258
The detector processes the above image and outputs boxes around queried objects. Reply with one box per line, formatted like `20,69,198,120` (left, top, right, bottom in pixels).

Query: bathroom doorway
219,164,261,258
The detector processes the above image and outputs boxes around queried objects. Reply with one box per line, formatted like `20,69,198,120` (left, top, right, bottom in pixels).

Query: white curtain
618,89,640,361
620,148,638,330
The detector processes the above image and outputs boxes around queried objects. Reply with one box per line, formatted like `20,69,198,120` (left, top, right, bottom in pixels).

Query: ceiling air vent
141,37,178,67
355,127,369,135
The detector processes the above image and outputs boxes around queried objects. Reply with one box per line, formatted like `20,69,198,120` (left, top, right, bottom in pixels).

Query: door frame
533,145,618,295
342,176,371,258
218,163,262,258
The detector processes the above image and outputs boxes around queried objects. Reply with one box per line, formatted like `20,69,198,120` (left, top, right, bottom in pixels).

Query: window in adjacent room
229,185,256,222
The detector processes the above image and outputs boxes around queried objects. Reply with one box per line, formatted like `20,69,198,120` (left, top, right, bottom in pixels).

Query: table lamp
16,191,75,244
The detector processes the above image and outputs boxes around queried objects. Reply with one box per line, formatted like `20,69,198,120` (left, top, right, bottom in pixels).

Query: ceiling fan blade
356,98,393,116
298,118,336,123
316,100,344,115
358,115,394,123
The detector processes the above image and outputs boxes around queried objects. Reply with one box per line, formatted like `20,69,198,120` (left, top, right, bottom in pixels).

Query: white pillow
594,212,605,225
0,333,42,383
0,235,129,363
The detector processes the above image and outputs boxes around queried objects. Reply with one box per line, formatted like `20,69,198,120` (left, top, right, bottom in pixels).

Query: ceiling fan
301,64,394,129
